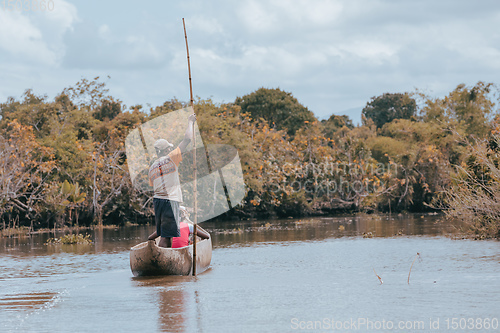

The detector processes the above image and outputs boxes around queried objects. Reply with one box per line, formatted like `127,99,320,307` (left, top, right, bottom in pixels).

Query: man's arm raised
178,113,196,153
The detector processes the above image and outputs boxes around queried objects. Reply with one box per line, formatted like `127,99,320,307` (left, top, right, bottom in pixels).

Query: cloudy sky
1,0,499,124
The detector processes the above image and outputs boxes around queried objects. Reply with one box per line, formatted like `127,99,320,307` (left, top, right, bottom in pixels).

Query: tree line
1,78,498,238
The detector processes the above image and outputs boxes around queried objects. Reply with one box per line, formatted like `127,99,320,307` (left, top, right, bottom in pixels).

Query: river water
1,214,499,332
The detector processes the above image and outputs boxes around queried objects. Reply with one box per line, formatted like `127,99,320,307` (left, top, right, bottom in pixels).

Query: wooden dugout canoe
130,234,212,277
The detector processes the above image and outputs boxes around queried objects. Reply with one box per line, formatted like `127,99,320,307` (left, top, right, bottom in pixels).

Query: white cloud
0,10,56,65
237,0,342,35
98,24,111,40
40,0,78,31
189,16,224,35
63,23,164,70
271,0,343,25
238,0,277,33
335,40,399,64
0,0,78,66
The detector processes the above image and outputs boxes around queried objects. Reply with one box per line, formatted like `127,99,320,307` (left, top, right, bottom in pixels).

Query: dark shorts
153,198,180,238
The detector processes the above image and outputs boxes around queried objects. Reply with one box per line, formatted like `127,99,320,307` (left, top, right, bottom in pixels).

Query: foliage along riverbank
0,78,499,238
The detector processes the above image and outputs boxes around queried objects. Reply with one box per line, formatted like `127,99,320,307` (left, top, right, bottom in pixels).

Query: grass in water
407,252,421,285
373,268,383,284
1,227,31,237
45,234,93,245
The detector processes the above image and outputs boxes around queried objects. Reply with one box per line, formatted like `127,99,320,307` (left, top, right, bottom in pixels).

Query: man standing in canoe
147,113,196,248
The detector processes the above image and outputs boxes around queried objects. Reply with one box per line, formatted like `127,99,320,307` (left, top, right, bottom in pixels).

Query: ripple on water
0,291,62,311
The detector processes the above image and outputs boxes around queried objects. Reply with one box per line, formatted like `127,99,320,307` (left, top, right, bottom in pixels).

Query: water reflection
133,276,195,332
0,227,151,256
158,287,187,332
0,214,461,257
206,214,460,248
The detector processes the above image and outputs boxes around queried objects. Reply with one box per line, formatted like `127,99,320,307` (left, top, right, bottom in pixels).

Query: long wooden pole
183,18,197,276
183,18,195,107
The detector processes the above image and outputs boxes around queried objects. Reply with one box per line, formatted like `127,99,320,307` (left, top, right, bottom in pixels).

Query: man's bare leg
148,231,158,240
158,237,172,248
